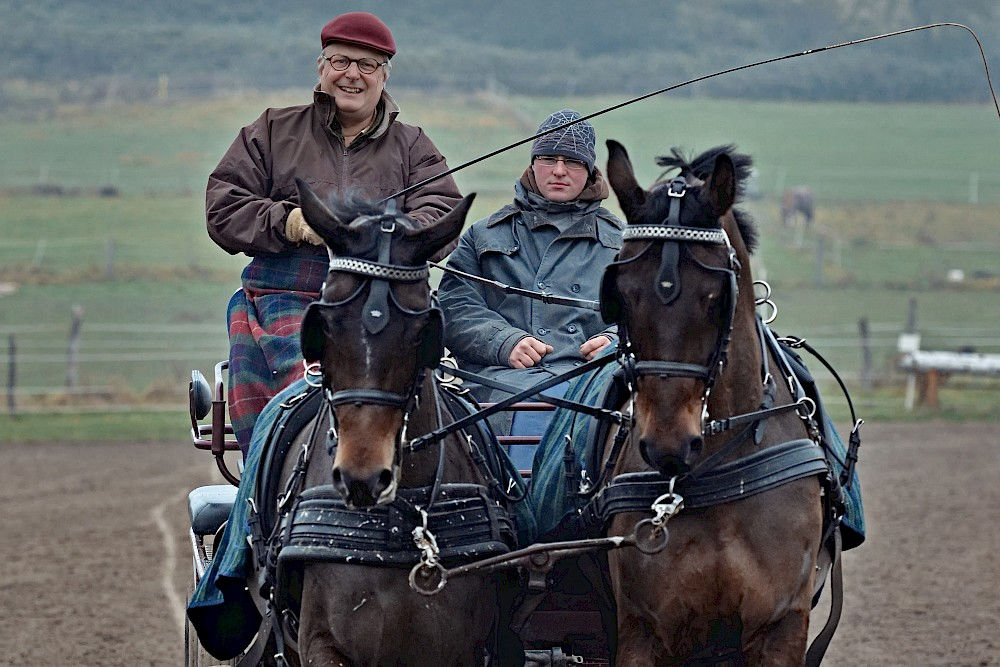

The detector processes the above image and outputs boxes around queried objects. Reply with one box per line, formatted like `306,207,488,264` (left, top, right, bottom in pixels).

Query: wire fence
2,320,996,412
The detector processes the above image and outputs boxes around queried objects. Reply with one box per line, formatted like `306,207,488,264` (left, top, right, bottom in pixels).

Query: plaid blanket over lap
227,252,327,450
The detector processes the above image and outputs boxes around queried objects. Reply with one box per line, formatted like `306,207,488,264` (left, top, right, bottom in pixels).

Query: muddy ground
0,421,996,665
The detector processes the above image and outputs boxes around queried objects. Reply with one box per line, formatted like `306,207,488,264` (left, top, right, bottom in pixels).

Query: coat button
570,284,581,293
567,324,577,333
537,281,546,289
537,328,548,336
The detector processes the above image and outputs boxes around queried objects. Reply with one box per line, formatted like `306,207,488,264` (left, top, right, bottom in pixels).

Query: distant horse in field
252,182,518,666
600,141,831,665
781,186,814,228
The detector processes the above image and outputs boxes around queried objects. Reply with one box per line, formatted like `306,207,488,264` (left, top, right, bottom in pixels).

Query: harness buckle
667,177,687,198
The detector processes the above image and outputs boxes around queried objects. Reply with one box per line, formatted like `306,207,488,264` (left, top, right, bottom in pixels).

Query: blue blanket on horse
187,378,537,659
186,379,307,658
528,347,866,548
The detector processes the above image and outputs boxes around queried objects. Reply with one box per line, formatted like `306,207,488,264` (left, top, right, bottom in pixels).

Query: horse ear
409,193,476,264
299,302,326,364
605,140,646,222
295,178,355,254
704,154,736,218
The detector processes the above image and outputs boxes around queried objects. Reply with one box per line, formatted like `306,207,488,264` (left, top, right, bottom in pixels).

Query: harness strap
704,399,810,437
779,335,864,491
805,527,844,667
361,215,396,334
407,353,618,451
631,360,711,380
441,362,625,423
273,483,516,569
325,387,410,408
574,439,828,534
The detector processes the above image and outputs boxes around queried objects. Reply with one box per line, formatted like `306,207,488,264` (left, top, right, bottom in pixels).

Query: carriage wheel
186,548,239,666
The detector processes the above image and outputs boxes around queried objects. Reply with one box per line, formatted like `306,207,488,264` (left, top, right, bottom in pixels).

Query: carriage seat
188,484,238,536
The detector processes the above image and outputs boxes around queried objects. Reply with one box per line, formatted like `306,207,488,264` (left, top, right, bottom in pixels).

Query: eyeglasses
533,155,588,172
322,54,387,75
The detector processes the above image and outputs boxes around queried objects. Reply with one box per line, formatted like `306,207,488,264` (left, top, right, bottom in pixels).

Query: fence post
6,334,14,416
105,240,115,280
32,239,47,269
813,236,825,287
67,305,84,390
858,318,872,390
902,298,919,411
905,297,917,334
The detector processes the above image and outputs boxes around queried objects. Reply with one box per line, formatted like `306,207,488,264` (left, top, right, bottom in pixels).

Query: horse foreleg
744,609,809,667
298,622,351,667
615,614,671,667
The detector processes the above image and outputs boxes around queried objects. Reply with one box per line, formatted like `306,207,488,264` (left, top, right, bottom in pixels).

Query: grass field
0,92,997,440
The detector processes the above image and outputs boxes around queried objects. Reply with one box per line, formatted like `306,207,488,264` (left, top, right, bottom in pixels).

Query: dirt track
0,421,997,666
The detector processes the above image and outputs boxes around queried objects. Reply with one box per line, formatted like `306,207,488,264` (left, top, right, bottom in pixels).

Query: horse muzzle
640,433,704,477
332,464,398,508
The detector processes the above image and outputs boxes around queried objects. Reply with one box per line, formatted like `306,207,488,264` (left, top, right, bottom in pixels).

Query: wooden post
902,298,918,411
31,239,47,269
813,236,825,287
922,369,940,408
105,239,115,280
858,318,872,390
6,334,14,416
66,305,84,389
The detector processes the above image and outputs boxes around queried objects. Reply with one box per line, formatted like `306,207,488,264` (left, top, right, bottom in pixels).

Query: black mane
325,192,421,258
655,145,758,253
328,193,397,227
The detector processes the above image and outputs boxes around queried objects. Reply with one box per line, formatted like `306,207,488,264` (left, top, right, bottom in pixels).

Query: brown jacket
206,89,462,257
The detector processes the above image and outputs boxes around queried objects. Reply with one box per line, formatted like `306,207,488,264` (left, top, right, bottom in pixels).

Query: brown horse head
295,179,472,507
604,140,758,477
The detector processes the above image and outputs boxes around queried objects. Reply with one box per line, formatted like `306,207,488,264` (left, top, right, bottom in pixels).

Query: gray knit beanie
530,109,597,173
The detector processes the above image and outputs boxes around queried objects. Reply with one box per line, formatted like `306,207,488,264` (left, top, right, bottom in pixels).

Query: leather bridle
601,177,741,431
300,211,444,432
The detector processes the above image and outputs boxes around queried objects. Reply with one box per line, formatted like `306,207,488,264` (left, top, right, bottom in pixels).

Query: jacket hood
518,165,610,205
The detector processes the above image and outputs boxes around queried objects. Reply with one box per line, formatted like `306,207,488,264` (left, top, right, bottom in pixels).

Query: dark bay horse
254,181,516,666
601,141,828,665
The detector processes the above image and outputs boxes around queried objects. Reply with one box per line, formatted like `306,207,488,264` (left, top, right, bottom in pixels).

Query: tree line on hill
1,0,997,111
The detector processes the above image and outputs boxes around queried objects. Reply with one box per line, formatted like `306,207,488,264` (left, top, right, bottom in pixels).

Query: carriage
181,144,864,666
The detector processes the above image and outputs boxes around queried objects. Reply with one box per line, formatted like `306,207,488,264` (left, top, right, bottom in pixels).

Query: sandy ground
0,421,997,666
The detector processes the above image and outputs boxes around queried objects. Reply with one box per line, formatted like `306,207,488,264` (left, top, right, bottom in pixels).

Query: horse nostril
332,467,343,486
688,436,704,456
639,438,652,464
377,469,393,492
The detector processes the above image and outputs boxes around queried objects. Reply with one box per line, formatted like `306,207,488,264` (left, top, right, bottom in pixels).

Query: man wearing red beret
205,11,462,451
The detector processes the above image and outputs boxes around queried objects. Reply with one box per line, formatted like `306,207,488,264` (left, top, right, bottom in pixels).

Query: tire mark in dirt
153,487,194,641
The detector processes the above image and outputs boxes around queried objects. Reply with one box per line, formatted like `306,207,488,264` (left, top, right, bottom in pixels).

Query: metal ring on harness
796,396,817,419
754,281,778,323
303,360,323,387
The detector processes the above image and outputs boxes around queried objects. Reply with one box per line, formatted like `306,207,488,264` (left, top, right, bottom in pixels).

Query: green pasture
0,93,997,441
1,92,998,202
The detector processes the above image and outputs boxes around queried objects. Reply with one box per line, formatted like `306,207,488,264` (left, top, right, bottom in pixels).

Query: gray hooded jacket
438,174,623,401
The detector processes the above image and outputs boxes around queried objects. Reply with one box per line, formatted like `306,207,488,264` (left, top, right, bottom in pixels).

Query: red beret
320,12,396,58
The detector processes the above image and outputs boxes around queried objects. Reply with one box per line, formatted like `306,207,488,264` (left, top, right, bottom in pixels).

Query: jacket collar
313,87,400,142
485,181,623,248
